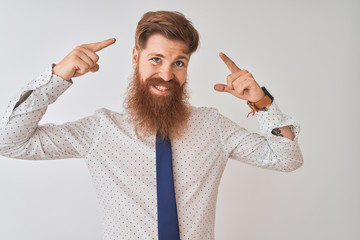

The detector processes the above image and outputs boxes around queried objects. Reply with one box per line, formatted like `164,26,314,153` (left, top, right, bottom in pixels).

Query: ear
132,47,139,68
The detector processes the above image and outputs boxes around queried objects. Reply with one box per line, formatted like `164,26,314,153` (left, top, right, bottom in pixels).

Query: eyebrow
147,53,189,61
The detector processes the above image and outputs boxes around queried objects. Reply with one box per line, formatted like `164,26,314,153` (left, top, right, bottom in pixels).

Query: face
126,34,191,139
132,34,190,96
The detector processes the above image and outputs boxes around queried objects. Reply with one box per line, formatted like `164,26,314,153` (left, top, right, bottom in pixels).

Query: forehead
142,34,190,57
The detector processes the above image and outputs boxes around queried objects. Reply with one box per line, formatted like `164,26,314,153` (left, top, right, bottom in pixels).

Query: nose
158,64,174,81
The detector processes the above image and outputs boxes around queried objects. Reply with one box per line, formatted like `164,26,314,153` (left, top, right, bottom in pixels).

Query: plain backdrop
0,0,359,239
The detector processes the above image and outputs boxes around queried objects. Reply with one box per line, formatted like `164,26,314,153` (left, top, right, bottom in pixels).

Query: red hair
135,11,200,54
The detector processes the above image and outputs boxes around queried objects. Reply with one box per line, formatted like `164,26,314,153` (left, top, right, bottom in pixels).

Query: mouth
151,85,172,95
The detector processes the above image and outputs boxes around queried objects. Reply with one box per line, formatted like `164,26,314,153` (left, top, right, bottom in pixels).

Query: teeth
154,85,169,91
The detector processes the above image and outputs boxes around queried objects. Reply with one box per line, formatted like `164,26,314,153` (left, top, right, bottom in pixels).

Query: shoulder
94,108,126,116
190,106,219,116
92,108,129,124
189,106,221,125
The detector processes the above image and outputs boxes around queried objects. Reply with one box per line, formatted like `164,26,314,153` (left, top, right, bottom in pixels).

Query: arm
0,68,100,159
0,38,116,160
214,52,303,171
214,52,296,141
219,101,303,172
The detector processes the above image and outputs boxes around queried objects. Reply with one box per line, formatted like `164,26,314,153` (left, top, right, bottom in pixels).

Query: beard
124,65,191,139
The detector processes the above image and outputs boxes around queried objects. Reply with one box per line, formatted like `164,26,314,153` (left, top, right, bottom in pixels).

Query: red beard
124,66,191,139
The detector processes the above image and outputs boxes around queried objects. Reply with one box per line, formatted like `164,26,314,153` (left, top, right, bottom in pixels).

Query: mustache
144,77,180,90
125,67,190,139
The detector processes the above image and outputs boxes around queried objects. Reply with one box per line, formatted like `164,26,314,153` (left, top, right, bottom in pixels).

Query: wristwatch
247,87,274,112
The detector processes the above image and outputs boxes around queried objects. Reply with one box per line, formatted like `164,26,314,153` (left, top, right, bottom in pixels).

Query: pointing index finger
82,38,116,52
219,52,241,73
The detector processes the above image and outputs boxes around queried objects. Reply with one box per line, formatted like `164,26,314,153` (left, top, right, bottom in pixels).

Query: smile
151,85,171,95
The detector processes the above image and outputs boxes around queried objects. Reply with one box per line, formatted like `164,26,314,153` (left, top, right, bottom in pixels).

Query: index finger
219,52,241,73
82,38,116,52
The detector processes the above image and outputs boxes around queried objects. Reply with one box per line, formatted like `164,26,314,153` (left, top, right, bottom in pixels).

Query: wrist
52,64,72,82
247,87,273,112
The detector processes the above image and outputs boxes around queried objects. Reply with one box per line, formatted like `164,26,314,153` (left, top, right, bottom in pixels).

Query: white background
0,0,359,239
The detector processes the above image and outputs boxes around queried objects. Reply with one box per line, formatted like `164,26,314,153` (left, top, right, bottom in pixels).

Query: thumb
214,83,230,92
89,64,100,72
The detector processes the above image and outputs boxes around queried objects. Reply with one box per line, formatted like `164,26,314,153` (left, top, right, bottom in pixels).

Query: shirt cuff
255,101,300,139
1,65,72,125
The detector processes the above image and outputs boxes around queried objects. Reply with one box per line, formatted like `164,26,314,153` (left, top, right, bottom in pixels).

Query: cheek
137,64,153,83
176,72,187,86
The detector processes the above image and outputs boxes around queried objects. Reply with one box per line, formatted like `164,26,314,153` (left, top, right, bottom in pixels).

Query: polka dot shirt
0,67,303,240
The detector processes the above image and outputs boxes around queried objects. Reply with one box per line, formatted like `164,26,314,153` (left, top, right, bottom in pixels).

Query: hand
53,38,116,81
214,52,265,102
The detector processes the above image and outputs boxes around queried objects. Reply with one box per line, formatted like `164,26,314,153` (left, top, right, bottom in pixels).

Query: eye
151,57,161,63
174,61,184,67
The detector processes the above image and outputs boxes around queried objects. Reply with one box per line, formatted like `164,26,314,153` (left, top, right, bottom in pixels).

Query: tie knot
156,133,170,143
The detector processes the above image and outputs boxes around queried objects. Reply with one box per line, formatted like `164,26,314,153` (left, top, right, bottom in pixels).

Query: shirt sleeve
219,101,303,172
0,66,99,160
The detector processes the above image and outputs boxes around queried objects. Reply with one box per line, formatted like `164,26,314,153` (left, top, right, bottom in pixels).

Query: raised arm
214,52,295,140
213,52,302,172
0,39,116,160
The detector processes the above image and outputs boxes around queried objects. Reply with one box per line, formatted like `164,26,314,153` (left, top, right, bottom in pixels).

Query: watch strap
247,87,274,112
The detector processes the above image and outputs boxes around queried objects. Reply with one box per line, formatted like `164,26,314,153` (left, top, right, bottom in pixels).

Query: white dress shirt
0,66,303,240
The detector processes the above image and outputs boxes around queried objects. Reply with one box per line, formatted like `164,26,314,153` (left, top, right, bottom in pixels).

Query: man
0,11,303,240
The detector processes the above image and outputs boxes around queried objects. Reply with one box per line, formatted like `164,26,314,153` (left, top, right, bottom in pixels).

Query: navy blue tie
156,136,180,240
